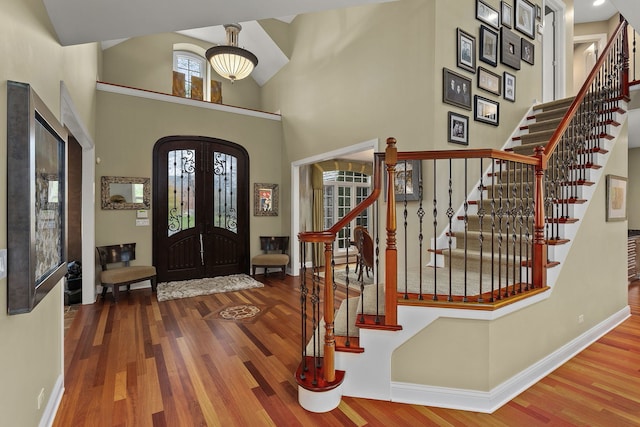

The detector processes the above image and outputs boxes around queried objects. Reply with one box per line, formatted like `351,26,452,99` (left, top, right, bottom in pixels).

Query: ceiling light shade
206,24,258,83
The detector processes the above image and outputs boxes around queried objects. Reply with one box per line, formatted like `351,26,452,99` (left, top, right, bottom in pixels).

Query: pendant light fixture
206,24,258,83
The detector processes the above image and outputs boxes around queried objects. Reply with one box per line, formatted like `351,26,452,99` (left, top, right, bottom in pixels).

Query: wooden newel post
621,17,630,99
533,146,547,289
385,137,398,326
323,240,336,382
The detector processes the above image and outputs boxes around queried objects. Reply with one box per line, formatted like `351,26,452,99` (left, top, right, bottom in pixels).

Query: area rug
156,274,264,302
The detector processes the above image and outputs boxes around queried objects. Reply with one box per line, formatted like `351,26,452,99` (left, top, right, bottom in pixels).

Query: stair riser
449,234,532,254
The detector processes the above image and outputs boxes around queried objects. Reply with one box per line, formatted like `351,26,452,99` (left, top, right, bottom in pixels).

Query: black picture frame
457,28,476,73
521,38,535,65
515,0,536,39
500,27,521,70
443,68,472,110
448,112,469,145
474,95,500,126
501,1,513,28
479,25,499,67
536,4,542,20
477,66,502,96
503,71,516,102
7,81,68,314
476,0,500,29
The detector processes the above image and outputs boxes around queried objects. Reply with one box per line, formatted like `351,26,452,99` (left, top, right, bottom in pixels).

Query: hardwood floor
54,278,640,426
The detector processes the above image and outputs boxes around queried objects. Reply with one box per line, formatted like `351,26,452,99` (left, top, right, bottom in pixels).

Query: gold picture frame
254,183,279,216
606,175,627,222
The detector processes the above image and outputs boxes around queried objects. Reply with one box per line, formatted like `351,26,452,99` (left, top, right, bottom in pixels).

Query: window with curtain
322,171,370,251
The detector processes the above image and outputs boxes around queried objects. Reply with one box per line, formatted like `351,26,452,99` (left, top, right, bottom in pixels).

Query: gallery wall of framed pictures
446,0,540,145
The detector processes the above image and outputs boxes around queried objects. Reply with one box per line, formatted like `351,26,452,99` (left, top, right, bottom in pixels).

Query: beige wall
0,0,99,425
95,91,285,263
102,33,263,111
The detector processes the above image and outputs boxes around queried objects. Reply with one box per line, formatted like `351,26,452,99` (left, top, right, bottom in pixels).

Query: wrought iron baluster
447,159,454,302
463,159,468,302
432,159,438,301
300,241,308,380
417,173,425,300
477,158,485,303
403,160,409,299
490,159,496,302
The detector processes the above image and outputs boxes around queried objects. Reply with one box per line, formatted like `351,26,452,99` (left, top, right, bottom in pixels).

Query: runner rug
156,274,264,302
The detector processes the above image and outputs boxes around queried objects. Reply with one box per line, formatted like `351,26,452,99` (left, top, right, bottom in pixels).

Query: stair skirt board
388,306,630,413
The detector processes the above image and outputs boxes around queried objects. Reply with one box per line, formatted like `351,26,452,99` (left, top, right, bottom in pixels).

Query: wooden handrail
543,19,628,160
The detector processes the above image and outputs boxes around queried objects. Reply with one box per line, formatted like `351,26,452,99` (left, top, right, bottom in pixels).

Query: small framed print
457,28,476,73
606,175,627,221
254,183,279,216
521,38,534,65
501,1,513,28
477,66,501,96
536,4,542,20
443,68,472,110
500,27,521,70
448,112,469,145
477,0,500,29
393,160,422,201
474,95,499,126
515,0,536,39
479,25,499,67
503,71,516,102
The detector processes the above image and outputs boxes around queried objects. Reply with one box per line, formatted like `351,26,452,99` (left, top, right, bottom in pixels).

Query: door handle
199,233,205,265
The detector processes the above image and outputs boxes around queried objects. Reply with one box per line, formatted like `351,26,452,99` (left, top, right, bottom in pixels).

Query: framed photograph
479,25,499,67
254,183,279,216
448,112,469,145
457,28,476,73
7,81,68,314
474,95,500,126
443,68,472,110
503,71,516,102
521,38,534,65
501,1,513,28
394,160,422,201
606,175,627,221
536,4,542,20
500,27,521,70
477,66,501,96
515,0,536,39
476,0,500,29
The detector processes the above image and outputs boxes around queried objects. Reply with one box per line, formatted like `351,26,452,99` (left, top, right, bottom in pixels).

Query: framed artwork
521,38,535,65
503,71,516,102
479,25,499,67
474,95,500,126
515,0,536,39
500,27,521,70
477,66,501,96
606,175,627,221
443,68,472,110
501,1,513,28
254,183,279,216
448,112,469,145
7,81,68,314
536,4,542,20
476,0,500,29
457,28,476,73
393,160,422,201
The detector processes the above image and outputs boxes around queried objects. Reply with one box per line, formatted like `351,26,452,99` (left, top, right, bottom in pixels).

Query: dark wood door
153,136,249,282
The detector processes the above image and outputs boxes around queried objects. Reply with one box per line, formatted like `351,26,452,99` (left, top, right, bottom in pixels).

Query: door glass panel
167,149,196,236
212,151,238,233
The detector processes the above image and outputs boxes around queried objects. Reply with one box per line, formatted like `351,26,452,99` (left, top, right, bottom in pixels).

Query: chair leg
281,266,286,278
151,277,157,292
252,266,256,277
113,285,119,303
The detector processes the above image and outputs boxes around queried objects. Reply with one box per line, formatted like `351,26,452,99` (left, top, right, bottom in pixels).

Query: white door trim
543,0,567,100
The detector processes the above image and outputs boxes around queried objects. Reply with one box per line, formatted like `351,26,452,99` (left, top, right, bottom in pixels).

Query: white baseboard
39,374,64,427
391,305,631,413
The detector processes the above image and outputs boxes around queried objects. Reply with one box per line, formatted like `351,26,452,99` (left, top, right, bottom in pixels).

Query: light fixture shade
206,46,258,82
206,24,258,83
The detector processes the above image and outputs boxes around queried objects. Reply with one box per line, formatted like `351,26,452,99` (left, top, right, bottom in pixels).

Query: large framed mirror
101,176,151,210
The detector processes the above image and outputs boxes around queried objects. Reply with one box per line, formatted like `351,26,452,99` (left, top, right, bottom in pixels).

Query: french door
153,136,249,282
